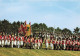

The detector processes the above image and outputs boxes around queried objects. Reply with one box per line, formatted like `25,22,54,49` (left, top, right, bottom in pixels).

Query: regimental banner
25,24,31,36
18,21,31,36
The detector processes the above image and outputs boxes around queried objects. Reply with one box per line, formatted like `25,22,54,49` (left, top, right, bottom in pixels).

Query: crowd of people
0,34,80,51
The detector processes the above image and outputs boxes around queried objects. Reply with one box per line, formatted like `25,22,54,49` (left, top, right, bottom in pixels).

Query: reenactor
7,35,11,47
23,36,27,48
11,36,14,48
62,38,66,50
32,37,34,48
2,35,5,47
50,39,53,50
17,36,21,48
14,35,17,47
75,40,78,51
78,40,80,51
73,39,76,50
40,38,43,49
25,36,27,48
34,38,38,49
0,35,2,47
45,38,49,50
66,38,69,50
53,38,56,50
69,39,73,50
26,37,30,48
5,35,8,48
38,38,40,49
20,36,24,48
64,38,66,50
30,37,34,49
50,34,53,40
60,39,62,50
56,39,59,50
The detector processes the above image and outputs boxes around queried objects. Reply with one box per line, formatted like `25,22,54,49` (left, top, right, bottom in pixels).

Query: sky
0,0,80,31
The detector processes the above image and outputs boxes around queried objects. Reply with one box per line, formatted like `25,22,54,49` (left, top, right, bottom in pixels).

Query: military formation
45,35,80,51
0,34,80,51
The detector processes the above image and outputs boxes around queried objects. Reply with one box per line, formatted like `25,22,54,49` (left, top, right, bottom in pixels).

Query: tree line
0,19,80,36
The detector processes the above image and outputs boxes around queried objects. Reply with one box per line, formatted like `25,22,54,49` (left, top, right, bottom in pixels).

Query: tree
74,27,79,34
55,27,62,34
62,28,72,35
31,23,39,33
1,19,11,34
47,27,54,33
39,23,43,31
12,21,19,35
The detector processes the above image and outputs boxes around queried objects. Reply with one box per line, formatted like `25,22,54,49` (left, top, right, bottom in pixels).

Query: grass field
0,48,80,56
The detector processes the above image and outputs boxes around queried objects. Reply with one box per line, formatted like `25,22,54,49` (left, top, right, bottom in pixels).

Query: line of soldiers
0,35,80,51
45,36,80,51
0,35,24,48
0,35,43,49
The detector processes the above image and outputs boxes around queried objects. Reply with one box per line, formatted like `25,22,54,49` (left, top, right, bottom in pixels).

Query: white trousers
20,41,23,46
2,40,4,47
17,41,20,48
35,43,37,49
50,43,53,49
7,40,10,46
14,40,17,46
11,41,14,48
64,44,66,49
5,40,8,45
38,43,40,49
0,40,1,45
46,43,49,48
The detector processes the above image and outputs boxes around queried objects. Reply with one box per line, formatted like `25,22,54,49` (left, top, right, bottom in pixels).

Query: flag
25,24,31,36
18,21,31,36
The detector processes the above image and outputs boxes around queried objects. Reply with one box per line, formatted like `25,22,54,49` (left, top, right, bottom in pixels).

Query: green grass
0,47,79,56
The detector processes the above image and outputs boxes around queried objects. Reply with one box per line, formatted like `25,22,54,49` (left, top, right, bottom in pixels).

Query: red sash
35,40,37,43
38,39,40,43
2,36,4,40
40,39,42,43
45,40,49,43
78,42,79,45
11,37,14,41
0,36,2,40
28,39,30,43
22,37,24,41
53,41,55,44
70,41,73,45
62,40,64,45
19,38,21,41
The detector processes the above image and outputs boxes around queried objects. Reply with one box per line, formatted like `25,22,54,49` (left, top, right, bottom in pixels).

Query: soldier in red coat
60,39,62,50
17,36,21,48
1,35,5,47
26,37,30,48
34,38,38,49
45,38,49,50
75,40,78,51
38,38,41,49
78,41,80,51
73,40,76,50
20,36,24,48
53,38,56,50
7,35,11,47
69,39,73,50
56,39,59,50
5,35,8,48
0,35,2,47
40,38,42,49
11,36,14,48
66,38,69,50
62,38,66,50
